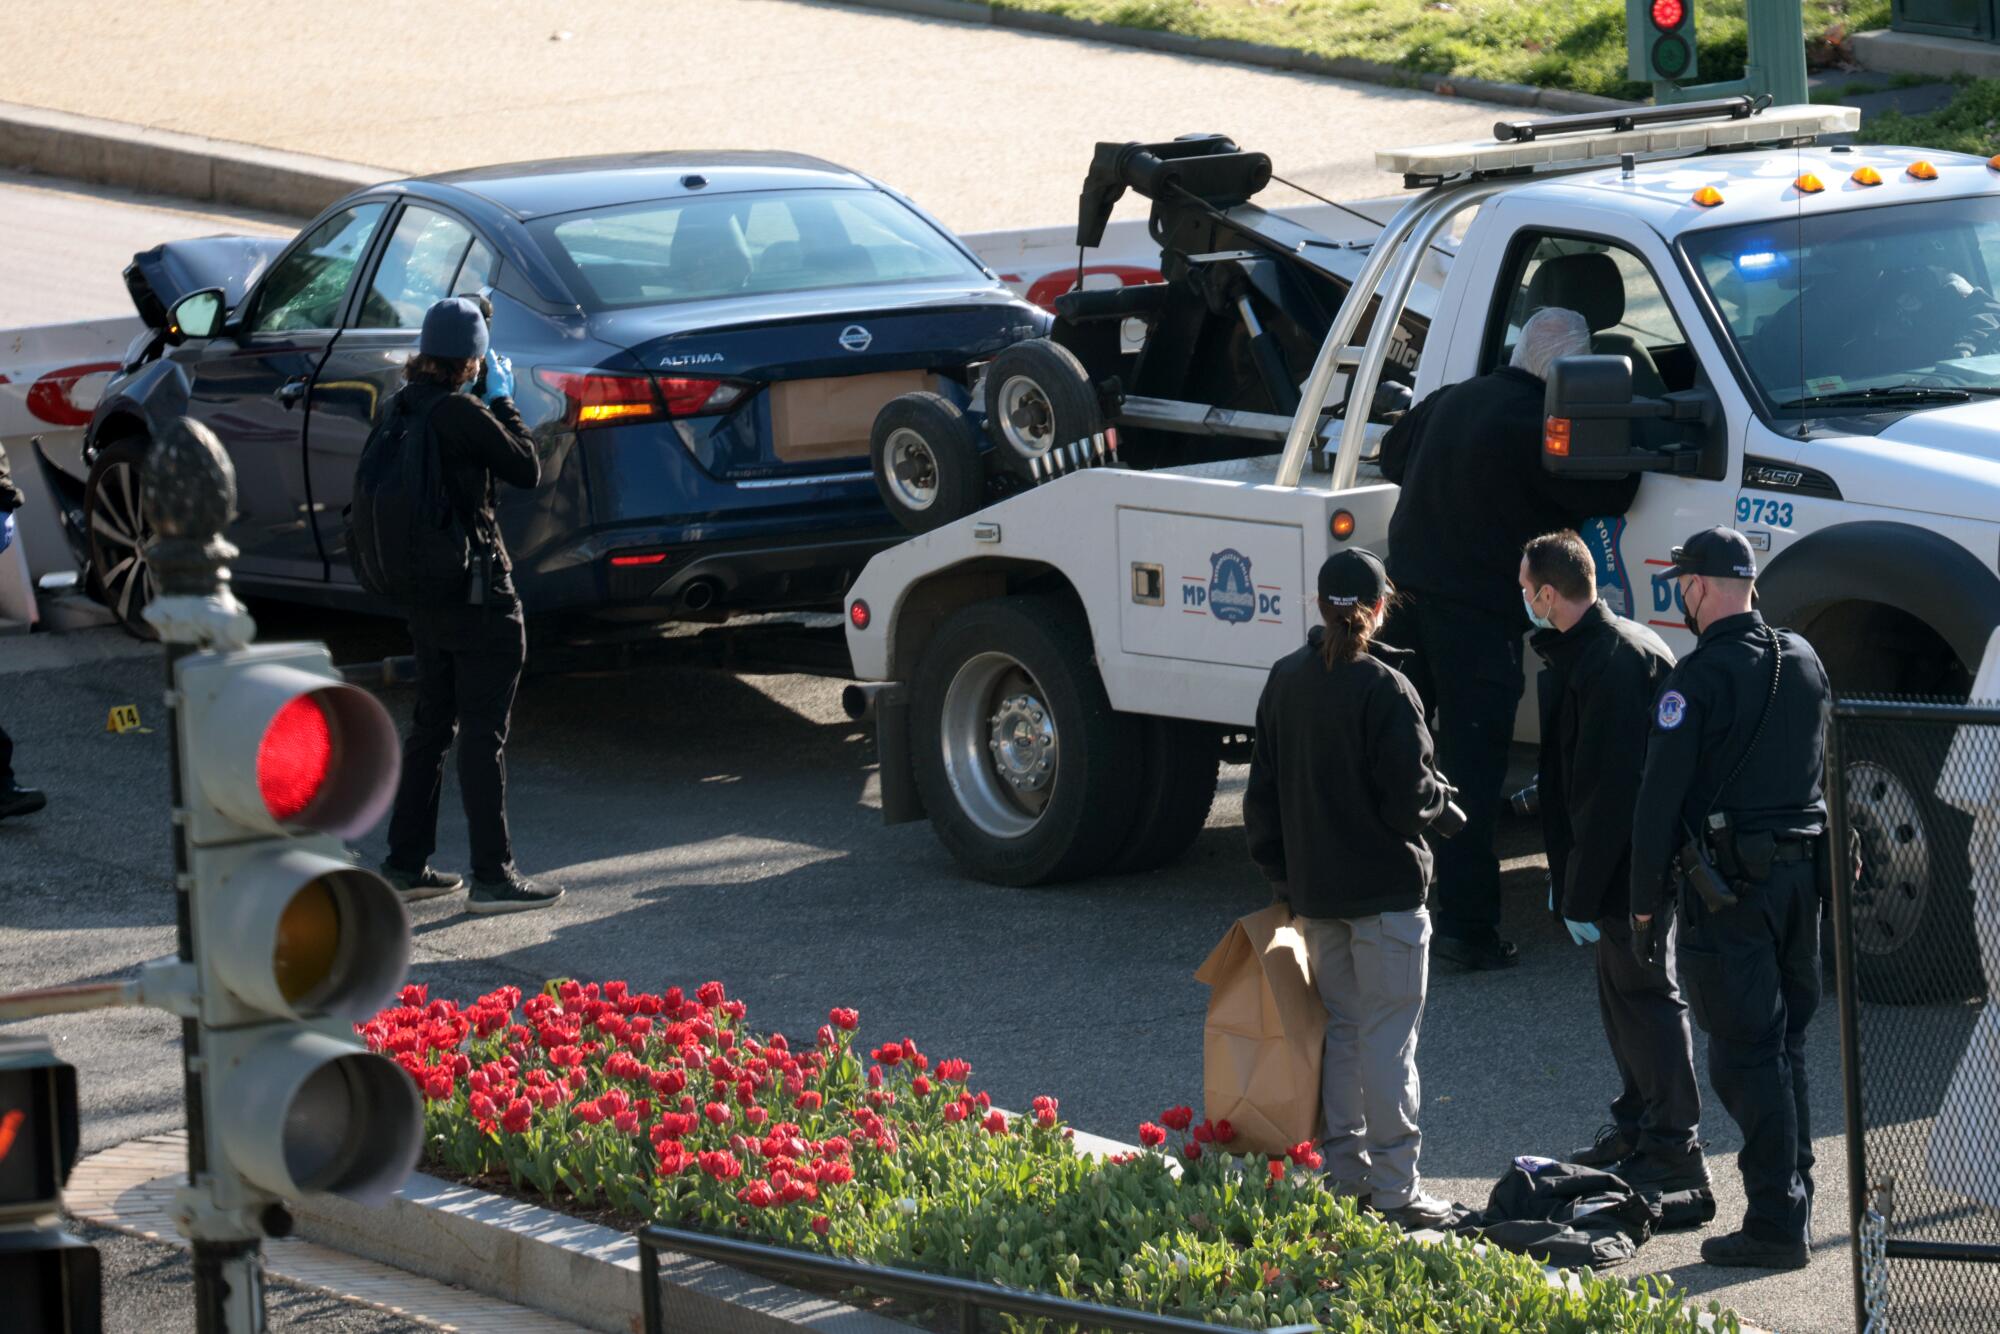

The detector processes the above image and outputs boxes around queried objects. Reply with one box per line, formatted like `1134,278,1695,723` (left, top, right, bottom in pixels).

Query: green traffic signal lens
274,878,342,1005
1652,33,1691,78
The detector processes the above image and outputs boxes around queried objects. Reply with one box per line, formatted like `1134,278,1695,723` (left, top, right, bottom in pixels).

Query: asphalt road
2,606,1857,1334
0,0,1508,232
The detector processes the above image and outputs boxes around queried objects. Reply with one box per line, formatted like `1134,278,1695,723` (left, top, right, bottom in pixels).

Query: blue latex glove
1549,883,1600,945
0,511,13,556
481,349,515,404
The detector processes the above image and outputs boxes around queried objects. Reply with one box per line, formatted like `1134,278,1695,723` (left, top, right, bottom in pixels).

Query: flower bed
361,980,1735,1333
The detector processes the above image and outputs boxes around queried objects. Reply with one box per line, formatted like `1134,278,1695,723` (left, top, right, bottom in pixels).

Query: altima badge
839,325,873,352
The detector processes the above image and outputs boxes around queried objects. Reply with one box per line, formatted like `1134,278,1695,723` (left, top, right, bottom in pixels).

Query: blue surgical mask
1523,587,1555,631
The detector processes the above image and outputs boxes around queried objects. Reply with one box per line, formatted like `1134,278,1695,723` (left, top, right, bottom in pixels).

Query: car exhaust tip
679,579,721,613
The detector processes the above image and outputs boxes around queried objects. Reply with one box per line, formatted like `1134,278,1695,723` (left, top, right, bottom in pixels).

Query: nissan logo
838,325,873,352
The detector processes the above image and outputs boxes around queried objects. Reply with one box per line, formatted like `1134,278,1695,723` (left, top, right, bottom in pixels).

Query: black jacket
1380,367,1641,619
0,441,22,513
402,382,540,581
1532,602,1676,923
1629,612,1832,915
1244,632,1452,919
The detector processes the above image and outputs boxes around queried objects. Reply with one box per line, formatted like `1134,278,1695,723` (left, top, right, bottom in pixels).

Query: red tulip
1138,1123,1167,1148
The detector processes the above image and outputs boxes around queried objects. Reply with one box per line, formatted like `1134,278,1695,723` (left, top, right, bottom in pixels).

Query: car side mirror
166,287,228,344
1543,354,1716,479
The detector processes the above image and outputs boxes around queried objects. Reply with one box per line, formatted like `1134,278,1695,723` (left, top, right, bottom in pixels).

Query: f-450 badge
1207,549,1257,625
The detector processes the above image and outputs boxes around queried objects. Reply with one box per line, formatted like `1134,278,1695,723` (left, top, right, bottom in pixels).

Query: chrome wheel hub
884,427,939,510
997,375,1055,457
938,652,1059,839
91,460,155,621
1846,759,1931,955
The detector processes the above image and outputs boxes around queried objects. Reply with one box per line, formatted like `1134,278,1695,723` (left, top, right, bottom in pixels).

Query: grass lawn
987,0,1888,99
1857,78,2000,154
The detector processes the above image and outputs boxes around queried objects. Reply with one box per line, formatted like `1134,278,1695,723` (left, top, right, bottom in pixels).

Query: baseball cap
1659,527,1758,581
1318,548,1388,606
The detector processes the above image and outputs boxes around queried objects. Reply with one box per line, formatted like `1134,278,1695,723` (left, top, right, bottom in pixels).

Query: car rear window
531,188,982,309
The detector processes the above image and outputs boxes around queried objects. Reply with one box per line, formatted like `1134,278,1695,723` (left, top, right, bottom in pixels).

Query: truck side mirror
1543,355,1636,474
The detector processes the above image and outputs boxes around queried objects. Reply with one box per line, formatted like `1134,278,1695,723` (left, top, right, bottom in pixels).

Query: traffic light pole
142,421,267,1334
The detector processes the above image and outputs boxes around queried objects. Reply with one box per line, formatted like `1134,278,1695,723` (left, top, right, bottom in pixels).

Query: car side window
246,204,387,334
452,236,499,296
356,206,477,329
1484,232,1695,393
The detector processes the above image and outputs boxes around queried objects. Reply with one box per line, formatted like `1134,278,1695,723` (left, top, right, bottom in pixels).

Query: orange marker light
1692,186,1724,207
1852,166,1884,186
1544,418,1573,457
1908,160,1940,180
1330,509,1357,540
1794,173,1825,194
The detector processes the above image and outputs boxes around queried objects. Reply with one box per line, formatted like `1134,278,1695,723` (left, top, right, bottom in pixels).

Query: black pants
1596,914,1702,1159
1677,860,1820,1244
386,599,526,881
1389,594,1523,939
0,718,13,786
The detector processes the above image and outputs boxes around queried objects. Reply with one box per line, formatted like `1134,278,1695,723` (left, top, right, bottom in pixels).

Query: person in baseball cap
1318,547,1389,607
1658,527,1759,583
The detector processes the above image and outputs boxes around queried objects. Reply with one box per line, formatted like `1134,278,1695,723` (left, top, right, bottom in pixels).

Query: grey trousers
1297,907,1431,1208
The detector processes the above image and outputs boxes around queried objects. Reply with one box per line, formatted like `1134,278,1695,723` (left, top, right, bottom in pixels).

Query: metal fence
636,1225,1318,1334
1828,699,2000,1332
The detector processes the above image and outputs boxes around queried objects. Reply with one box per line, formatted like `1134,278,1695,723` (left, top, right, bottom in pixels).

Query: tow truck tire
910,595,1141,886
85,435,158,640
1841,728,1984,1004
1105,717,1222,875
870,393,986,535
983,340,1102,478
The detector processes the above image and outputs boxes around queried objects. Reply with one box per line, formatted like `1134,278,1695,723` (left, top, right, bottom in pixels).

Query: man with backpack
355,296,561,914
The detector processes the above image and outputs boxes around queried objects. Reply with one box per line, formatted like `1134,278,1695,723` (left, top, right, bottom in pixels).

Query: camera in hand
1431,782,1468,839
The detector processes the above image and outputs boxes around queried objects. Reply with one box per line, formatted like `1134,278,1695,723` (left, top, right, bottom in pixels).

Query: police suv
844,99,1999,1001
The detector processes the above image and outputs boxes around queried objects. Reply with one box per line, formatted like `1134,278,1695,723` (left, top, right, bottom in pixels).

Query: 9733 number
1737,496,1794,528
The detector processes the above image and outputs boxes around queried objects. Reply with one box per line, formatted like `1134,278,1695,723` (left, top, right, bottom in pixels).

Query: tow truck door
1447,198,1747,658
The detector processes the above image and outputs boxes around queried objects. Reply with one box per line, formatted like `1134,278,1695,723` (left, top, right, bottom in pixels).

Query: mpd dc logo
1181,549,1280,625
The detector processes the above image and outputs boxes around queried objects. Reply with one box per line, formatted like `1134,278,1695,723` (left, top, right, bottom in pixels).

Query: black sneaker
0,783,47,820
1373,1191,1461,1232
468,870,564,915
379,861,463,903
1570,1125,1635,1168
1434,933,1520,972
1612,1149,1712,1195
1701,1229,1809,1270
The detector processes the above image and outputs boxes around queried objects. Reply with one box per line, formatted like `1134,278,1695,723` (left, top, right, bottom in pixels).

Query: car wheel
982,339,1101,479
910,595,1140,886
1842,728,1984,1004
1105,716,1222,875
869,393,986,535
85,436,158,639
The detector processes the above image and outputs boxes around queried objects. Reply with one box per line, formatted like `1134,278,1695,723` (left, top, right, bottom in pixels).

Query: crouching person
1244,548,1463,1229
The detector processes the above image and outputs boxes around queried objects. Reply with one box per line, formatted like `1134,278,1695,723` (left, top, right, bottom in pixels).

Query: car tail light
535,368,749,430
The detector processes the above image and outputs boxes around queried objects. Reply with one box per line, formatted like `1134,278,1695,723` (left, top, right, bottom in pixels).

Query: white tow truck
846,97,2000,1000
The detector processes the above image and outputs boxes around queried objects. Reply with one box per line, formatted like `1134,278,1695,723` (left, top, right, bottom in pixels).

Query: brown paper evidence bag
1193,903,1330,1159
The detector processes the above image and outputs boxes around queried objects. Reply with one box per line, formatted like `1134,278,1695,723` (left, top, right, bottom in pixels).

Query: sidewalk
0,0,1508,231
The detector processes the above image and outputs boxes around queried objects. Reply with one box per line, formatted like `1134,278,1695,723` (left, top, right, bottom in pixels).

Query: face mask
1682,579,1704,637
1523,586,1556,631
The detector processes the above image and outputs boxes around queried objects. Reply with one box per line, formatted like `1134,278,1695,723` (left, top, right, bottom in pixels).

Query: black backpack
347,388,470,607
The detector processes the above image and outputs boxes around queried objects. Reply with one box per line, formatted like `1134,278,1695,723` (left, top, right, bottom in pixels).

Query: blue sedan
53,151,1045,635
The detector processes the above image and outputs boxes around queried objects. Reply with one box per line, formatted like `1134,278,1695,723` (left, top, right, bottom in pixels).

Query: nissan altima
43,151,1046,635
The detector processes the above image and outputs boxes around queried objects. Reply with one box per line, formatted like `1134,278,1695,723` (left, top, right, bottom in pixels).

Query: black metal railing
1828,698,2000,1333
636,1225,1318,1334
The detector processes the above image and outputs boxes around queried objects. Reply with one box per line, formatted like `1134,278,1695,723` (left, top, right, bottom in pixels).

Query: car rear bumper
575,526,904,622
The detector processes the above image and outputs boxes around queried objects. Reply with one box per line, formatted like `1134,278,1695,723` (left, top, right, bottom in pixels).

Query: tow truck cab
850,101,2000,1001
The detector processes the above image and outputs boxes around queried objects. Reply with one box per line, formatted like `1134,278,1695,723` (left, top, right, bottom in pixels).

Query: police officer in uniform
1629,528,1831,1270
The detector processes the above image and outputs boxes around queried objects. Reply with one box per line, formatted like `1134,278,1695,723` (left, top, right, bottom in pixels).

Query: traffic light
173,641,422,1224
0,1036,101,1334
1628,0,1697,84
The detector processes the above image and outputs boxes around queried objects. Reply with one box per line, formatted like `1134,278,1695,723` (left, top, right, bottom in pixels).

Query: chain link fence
1828,699,2000,1333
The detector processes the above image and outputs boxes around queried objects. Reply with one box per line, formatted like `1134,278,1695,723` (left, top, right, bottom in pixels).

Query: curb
0,100,400,218
827,0,1636,115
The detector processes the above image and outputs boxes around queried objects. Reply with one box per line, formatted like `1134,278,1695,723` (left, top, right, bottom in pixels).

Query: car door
305,202,500,582
185,201,389,583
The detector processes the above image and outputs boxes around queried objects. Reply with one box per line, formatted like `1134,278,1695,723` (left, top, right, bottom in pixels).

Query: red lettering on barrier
27,361,120,428
1023,265,1162,312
